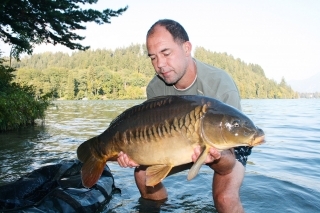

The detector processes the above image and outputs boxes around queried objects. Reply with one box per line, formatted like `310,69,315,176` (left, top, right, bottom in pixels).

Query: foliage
194,47,298,99
0,0,127,60
9,44,152,100
6,44,298,101
0,57,51,131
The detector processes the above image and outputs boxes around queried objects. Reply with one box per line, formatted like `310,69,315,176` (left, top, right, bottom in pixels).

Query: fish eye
232,120,240,128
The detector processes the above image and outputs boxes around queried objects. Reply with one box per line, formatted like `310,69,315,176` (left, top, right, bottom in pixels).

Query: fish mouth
251,135,265,146
250,127,265,146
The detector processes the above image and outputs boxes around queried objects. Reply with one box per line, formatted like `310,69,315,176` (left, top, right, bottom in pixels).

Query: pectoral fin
187,146,209,180
145,164,173,186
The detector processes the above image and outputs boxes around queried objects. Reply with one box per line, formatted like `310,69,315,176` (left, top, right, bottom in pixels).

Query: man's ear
183,41,192,56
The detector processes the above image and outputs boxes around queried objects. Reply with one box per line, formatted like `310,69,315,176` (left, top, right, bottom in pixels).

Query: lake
0,99,319,212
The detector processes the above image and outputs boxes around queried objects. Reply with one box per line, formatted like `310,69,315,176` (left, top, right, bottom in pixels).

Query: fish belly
118,134,198,167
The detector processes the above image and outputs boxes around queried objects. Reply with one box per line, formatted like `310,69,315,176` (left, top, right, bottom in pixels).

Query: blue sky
1,0,319,82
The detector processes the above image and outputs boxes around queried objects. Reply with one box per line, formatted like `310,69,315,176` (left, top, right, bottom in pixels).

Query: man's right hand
191,145,221,164
117,151,140,168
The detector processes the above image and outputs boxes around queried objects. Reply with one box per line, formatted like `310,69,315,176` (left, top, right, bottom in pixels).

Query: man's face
147,26,189,85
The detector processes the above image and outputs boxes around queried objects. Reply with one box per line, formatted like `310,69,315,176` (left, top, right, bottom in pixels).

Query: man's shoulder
195,59,229,78
195,59,234,85
194,58,241,110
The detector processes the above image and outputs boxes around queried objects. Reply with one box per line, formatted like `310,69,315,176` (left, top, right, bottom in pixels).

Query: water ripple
0,99,319,212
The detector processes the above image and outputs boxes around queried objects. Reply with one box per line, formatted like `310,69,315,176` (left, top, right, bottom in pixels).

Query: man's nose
157,55,166,69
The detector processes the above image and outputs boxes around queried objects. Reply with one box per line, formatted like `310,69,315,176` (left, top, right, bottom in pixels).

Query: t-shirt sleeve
146,84,157,99
221,91,242,111
195,59,242,110
146,76,160,99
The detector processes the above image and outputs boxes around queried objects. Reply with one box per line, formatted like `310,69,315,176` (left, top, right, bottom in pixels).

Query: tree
0,56,51,131
0,0,128,60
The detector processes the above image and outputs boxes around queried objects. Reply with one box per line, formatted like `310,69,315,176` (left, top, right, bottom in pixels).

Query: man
117,19,251,213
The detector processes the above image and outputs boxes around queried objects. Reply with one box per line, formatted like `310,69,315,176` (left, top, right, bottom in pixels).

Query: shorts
234,146,252,166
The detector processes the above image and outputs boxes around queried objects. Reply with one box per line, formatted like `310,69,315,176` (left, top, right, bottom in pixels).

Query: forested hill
8,44,297,100
194,47,296,99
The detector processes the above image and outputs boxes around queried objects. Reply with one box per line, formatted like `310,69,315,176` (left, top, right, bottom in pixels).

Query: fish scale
77,95,265,188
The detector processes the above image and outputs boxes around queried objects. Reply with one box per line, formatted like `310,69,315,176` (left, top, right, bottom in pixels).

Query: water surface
0,99,319,212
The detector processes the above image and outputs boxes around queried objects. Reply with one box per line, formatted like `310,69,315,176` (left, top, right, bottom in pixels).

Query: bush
0,58,51,131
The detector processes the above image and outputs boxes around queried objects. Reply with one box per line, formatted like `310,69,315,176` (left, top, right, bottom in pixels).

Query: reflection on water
0,99,320,213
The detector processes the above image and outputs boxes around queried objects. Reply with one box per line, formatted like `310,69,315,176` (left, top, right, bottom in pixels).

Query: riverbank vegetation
7,44,297,101
1,0,127,131
0,58,51,131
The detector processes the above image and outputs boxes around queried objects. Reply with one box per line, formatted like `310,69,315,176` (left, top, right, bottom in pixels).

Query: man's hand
117,151,140,168
191,146,236,175
191,145,221,164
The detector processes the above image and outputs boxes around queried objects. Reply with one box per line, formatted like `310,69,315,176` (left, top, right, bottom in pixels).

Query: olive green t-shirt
146,58,242,110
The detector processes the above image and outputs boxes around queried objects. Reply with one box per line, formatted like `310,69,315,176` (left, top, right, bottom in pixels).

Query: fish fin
77,137,106,188
187,146,209,180
145,164,173,186
81,155,106,188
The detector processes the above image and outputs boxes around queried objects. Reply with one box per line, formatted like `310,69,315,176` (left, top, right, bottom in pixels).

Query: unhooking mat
0,159,119,213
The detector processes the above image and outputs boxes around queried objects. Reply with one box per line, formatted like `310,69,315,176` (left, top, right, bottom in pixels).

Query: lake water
0,99,319,213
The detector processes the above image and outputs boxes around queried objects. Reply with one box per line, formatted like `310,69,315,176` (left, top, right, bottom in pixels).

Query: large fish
77,95,265,188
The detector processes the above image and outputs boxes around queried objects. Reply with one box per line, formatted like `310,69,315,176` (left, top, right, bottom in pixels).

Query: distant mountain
288,72,320,93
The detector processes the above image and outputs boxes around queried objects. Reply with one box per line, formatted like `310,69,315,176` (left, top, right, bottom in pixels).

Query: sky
1,0,320,82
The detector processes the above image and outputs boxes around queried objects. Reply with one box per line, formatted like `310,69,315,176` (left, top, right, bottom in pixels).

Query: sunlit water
0,99,319,212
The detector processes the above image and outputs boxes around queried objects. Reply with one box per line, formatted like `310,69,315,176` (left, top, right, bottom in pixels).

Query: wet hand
117,151,140,168
191,146,221,164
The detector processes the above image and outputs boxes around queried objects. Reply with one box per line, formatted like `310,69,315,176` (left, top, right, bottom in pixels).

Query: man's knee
213,190,243,213
214,190,240,206
212,161,245,212
134,167,168,200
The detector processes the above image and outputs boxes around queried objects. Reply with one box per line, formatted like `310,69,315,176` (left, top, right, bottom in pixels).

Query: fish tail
77,137,107,188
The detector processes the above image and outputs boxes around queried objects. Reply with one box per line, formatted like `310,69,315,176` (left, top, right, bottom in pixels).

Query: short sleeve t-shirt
146,58,251,166
146,58,242,110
